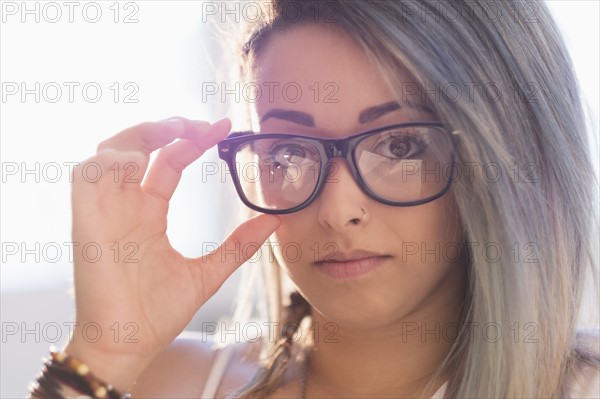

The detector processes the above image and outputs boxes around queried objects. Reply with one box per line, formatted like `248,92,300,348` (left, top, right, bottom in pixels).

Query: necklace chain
300,352,309,399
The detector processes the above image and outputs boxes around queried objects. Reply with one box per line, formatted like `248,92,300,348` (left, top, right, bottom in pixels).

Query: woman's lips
314,255,391,280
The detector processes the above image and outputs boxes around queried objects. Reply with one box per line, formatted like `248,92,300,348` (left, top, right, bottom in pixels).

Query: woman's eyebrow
259,102,433,126
358,101,401,123
359,101,433,123
260,109,315,126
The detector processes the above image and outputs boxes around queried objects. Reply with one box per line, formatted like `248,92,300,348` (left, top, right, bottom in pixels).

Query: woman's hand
63,117,281,391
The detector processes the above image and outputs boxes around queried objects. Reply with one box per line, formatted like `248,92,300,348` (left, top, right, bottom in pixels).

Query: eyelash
370,132,429,160
267,143,316,166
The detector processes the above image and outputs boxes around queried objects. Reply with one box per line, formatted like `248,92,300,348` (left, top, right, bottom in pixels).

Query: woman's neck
304,275,466,398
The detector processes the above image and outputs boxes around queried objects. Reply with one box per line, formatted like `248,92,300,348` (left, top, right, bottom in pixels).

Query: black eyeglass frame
217,122,460,215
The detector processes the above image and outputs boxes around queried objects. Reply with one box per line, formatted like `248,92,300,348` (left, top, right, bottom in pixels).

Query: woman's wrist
30,348,132,399
62,341,154,393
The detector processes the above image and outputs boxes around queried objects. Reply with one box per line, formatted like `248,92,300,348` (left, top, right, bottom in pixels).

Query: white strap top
200,344,235,398
431,382,447,398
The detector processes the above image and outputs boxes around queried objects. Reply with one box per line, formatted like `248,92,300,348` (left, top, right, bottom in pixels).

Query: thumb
192,214,282,299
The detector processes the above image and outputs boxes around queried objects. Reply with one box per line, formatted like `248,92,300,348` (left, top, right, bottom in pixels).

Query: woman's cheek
271,216,315,259
270,233,304,273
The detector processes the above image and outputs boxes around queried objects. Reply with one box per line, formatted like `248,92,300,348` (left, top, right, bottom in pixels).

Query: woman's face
252,24,467,329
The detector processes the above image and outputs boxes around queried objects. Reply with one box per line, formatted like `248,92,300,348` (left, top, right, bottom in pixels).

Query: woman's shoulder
130,331,263,398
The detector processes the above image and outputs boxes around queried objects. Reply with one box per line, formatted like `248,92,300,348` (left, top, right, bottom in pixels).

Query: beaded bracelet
29,350,129,399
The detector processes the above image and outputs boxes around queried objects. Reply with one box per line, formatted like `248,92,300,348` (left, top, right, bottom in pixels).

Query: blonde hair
220,1,600,397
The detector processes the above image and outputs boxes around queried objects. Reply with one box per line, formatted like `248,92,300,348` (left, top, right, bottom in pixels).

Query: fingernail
160,116,183,124
211,117,230,128
190,120,210,128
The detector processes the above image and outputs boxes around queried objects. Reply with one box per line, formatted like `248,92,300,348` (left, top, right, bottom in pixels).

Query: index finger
96,117,212,155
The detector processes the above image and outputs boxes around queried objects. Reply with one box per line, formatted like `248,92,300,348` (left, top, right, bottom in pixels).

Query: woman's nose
315,158,370,232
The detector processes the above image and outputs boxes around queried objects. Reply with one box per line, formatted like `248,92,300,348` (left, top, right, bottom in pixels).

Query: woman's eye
270,144,308,167
372,134,426,160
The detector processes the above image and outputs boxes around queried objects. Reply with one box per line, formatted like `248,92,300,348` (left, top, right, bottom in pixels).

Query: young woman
30,1,599,398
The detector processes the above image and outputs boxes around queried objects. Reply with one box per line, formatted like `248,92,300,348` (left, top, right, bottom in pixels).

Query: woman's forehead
248,24,430,131
252,24,401,89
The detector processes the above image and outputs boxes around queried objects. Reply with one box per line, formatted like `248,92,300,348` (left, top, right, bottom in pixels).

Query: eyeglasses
217,122,459,214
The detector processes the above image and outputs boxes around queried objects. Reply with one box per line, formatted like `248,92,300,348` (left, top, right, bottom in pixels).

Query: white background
1,1,598,397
